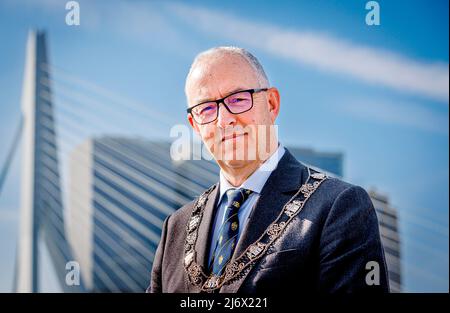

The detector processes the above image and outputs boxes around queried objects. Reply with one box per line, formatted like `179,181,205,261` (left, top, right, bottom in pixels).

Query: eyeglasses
187,88,268,125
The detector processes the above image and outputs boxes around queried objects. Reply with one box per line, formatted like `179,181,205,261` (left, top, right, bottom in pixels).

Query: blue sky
0,0,448,292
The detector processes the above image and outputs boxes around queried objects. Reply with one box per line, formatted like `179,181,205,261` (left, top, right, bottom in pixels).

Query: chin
222,158,249,169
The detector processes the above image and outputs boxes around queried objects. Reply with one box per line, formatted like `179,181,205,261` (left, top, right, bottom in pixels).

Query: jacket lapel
186,183,219,292
196,184,219,268
219,149,307,293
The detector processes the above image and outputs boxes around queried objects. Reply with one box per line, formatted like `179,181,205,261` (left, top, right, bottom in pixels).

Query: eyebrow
195,87,247,105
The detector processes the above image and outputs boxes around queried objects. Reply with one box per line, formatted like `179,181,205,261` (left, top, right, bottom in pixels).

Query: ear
267,87,280,123
187,114,200,134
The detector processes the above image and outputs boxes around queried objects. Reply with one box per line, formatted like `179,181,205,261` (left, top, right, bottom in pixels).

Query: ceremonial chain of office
183,167,328,292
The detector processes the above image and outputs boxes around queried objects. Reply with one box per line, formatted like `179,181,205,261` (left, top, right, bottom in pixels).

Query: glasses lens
224,91,253,113
191,102,217,124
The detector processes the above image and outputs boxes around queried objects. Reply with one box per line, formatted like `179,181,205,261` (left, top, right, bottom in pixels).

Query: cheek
241,109,268,126
240,110,273,142
199,125,216,142
237,111,257,125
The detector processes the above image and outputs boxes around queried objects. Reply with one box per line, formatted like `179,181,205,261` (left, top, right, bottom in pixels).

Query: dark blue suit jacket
148,149,389,293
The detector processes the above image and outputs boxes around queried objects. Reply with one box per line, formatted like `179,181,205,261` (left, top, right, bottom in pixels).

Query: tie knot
225,188,253,211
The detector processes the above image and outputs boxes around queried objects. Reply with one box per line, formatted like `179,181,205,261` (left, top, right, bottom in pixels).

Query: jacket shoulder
166,184,217,229
323,176,372,203
320,176,355,195
303,168,373,218
166,199,195,230
312,174,376,225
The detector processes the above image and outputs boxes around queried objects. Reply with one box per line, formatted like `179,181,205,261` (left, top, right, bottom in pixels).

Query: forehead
186,54,260,105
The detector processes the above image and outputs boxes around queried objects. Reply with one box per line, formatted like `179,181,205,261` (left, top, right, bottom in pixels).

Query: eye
229,97,245,103
199,104,215,114
226,91,252,105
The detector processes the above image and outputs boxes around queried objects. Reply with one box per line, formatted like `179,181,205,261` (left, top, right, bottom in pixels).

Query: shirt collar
219,143,286,202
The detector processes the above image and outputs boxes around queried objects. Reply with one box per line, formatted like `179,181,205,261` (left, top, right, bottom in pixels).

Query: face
186,53,280,170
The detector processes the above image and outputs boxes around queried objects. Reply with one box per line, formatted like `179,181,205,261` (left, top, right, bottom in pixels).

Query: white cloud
19,0,201,59
168,3,449,103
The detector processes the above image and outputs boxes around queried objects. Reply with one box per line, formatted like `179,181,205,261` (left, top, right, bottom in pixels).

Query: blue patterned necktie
209,188,253,276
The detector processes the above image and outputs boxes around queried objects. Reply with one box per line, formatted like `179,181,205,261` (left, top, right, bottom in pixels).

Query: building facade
369,190,402,292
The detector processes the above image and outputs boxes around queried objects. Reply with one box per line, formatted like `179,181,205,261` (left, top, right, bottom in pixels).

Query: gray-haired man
148,47,389,293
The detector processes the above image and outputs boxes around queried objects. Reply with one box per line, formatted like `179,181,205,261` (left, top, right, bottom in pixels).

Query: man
148,47,389,293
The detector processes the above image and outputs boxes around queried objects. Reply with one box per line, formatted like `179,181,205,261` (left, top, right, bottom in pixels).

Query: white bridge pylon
15,30,84,293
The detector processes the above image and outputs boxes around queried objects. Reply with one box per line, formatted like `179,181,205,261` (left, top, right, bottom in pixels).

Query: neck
220,160,261,187
218,142,279,187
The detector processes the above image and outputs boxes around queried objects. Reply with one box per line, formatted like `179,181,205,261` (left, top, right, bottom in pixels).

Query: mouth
221,133,247,142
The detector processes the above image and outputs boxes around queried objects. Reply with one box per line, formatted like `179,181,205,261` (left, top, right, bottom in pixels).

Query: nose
216,102,236,128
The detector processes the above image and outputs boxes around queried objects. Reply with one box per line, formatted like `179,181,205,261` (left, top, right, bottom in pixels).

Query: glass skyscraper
288,147,343,177
67,137,217,291
369,190,402,292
